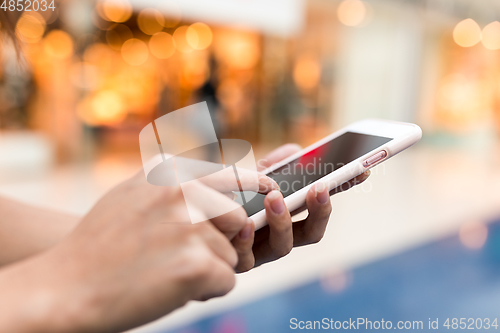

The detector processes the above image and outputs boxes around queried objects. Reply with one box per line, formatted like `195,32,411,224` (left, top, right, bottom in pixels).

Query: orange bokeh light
106,24,133,51
16,12,46,44
173,26,193,53
121,38,149,66
293,54,321,91
137,8,165,35
453,19,482,47
337,0,366,27
43,30,74,59
482,21,500,50
214,30,260,69
78,90,127,126
186,23,213,50
101,0,132,23
149,32,175,59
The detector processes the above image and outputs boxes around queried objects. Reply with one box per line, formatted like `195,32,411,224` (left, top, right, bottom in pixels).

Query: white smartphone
241,119,422,230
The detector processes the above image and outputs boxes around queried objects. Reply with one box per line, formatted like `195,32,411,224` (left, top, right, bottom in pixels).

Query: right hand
0,170,276,333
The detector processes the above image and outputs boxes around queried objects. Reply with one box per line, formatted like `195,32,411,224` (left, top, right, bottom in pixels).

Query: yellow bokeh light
482,21,500,50
293,54,321,91
453,19,482,47
186,23,213,50
78,91,126,126
214,30,260,70
337,0,366,27
149,32,175,59
101,0,132,23
16,12,46,44
43,30,74,59
106,24,133,50
137,8,165,35
121,38,149,66
459,222,488,250
173,26,193,53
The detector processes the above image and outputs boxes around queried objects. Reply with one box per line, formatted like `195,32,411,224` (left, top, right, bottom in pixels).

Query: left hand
231,144,371,272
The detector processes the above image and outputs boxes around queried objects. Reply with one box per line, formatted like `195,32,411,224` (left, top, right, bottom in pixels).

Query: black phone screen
240,132,392,216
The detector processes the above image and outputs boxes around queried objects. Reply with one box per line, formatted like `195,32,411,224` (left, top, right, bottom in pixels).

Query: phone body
241,119,422,230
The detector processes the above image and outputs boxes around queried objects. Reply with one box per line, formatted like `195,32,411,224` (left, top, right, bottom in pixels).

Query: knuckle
307,232,324,244
184,249,214,281
233,206,248,228
271,242,293,258
236,256,255,273
272,219,292,234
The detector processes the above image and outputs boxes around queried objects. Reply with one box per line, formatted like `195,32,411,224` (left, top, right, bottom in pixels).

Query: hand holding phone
239,119,422,230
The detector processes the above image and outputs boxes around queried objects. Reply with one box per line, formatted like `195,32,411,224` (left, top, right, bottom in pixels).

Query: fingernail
239,219,253,240
315,182,329,204
268,190,285,215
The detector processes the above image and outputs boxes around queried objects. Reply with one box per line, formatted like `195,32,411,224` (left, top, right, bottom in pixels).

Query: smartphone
239,119,422,230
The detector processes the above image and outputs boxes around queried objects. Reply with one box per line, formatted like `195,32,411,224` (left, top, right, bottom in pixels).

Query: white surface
128,0,305,37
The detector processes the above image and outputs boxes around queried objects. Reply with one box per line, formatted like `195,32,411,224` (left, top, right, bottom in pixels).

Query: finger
253,191,293,266
292,182,332,247
194,256,236,301
257,143,302,171
197,167,279,194
289,170,371,216
194,222,239,268
209,204,249,240
231,219,256,273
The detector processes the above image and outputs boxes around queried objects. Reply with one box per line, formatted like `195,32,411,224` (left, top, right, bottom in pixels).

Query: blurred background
1,0,500,332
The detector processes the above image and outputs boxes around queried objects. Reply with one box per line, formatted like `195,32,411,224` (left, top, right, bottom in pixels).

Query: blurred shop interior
3,0,500,172
2,0,500,331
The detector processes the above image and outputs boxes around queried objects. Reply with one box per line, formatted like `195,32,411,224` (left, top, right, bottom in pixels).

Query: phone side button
362,150,387,168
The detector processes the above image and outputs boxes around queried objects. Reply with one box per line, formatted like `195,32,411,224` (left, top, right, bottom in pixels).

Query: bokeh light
77,90,126,126
84,43,116,70
106,24,133,51
69,62,100,90
16,12,46,44
214,30,260,69
149,32,175,59
293,54,321,91
186,23,213,50
43,30,74,59
459,221,488,250
137,8,165,35
173,26,193,53
337,0,366,27
121,38,149,66
320,270,352,293
100,0,132,23
481,21,500,50
453,19,482,47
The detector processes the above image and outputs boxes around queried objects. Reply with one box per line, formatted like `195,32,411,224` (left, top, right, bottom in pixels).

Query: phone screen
240,132,392,216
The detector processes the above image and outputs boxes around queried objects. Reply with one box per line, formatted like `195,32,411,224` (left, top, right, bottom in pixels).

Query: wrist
0,249,94,333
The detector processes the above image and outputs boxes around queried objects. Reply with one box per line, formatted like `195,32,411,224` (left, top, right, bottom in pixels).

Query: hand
231,144,370,271
0,170,273,333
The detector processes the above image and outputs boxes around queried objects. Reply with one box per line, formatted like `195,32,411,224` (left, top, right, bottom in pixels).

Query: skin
232,144,370,271
0,144,369,332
